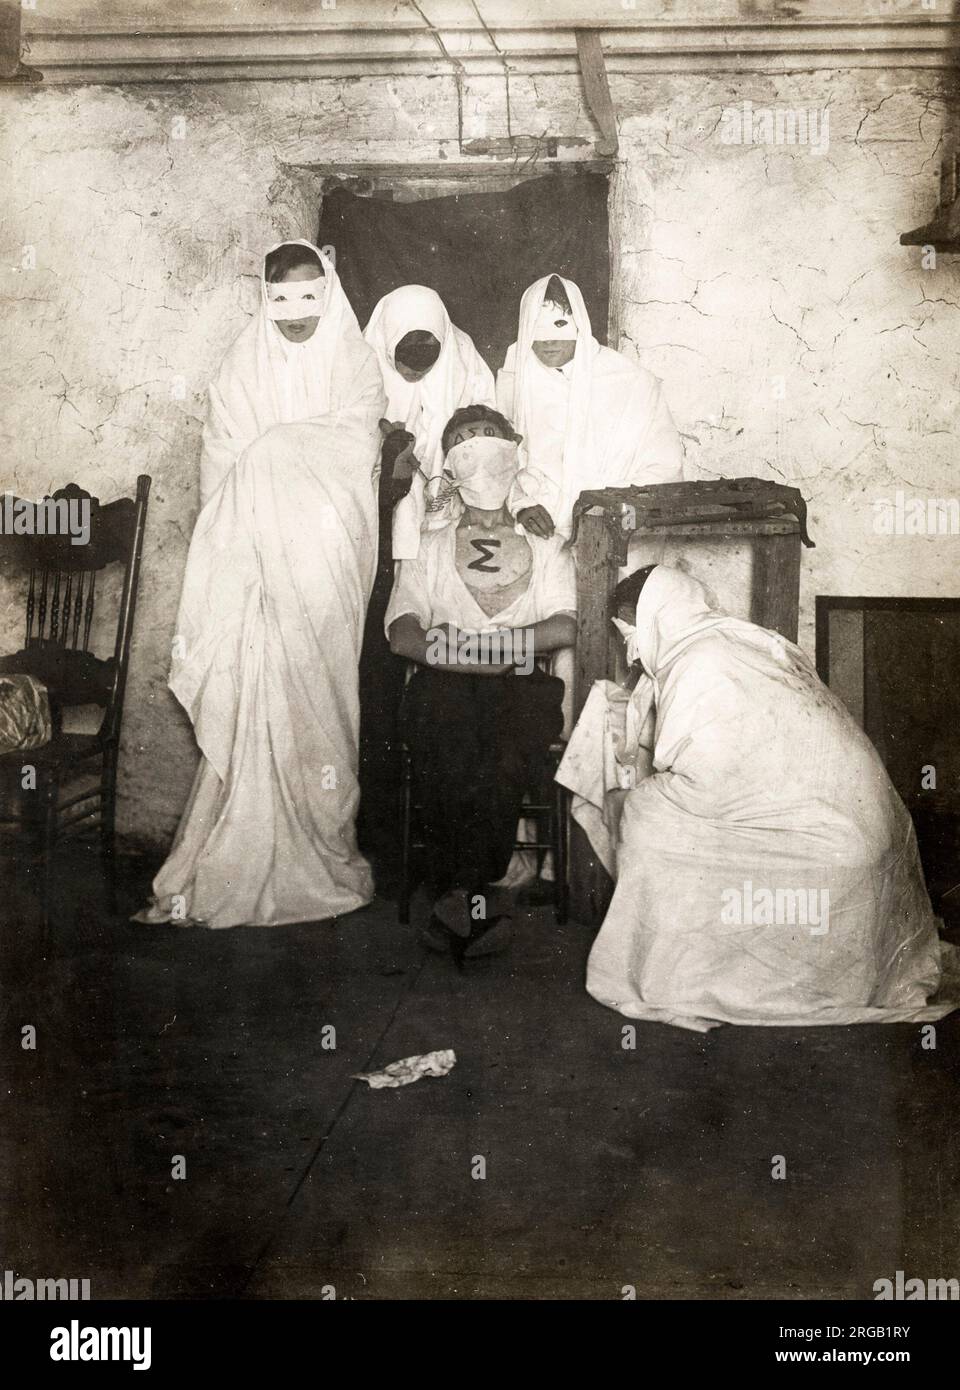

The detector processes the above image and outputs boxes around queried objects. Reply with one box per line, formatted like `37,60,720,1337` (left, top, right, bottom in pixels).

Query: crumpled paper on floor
353,1049,456,1090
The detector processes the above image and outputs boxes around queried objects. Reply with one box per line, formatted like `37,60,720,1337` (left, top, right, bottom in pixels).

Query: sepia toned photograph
1,0,958,1349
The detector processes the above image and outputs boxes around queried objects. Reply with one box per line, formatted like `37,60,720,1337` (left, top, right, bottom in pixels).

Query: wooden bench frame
568,478,810,925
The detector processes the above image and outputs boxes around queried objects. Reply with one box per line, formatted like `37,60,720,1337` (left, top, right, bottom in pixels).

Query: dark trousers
401,665,565,898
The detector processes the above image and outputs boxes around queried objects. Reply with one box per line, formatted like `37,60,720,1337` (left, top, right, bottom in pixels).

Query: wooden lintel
460,136,590,157
575,29,619,159
297,160,616,181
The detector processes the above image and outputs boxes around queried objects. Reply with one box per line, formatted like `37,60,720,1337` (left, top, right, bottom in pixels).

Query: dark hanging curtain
317,171,610,369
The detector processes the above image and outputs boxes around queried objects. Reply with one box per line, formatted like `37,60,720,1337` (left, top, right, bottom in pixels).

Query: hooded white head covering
616,566,793,682
364,285,496,559
507,274,596,512
200,238,368,505
363,285,495,478
533,292,579,340
497,274,684,535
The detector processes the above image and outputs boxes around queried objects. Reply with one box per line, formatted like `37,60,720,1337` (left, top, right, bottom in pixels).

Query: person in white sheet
387,404,576,956
358,286,496,884
497,274,684,540
363,285,496,561
133,239,385,929
558,564,957,1031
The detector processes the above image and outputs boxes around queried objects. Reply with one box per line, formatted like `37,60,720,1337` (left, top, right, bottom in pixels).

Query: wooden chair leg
554,780,569,926
399,748,412,926
100,746,118,912
41,775,59,937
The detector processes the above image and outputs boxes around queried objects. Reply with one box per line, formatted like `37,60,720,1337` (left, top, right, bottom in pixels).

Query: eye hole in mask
533,298,578,341
265,276,326,321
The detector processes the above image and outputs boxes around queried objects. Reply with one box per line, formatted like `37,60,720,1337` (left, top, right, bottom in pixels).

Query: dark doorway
816,595,960,918
316,171,610,369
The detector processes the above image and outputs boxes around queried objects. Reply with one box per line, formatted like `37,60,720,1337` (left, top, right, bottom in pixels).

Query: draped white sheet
362,285,495,560
200,239,366,506
496,274,684,537
144,241,385,929
559,567,958,1030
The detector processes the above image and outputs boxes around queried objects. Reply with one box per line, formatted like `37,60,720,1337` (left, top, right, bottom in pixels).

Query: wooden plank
24,25,957,82
569,509,619,924
26,0,947,35
575,29,619,158
571,478,814,548
305,160,616,179
631,519,798,540
574,510,619,721
750,530,801,641
461,137,591,156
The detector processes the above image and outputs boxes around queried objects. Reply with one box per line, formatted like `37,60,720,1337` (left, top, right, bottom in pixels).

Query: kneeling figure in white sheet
558,564,957,1030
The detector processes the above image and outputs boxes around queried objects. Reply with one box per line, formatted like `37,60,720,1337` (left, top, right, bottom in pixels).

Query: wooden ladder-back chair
0,475,152,919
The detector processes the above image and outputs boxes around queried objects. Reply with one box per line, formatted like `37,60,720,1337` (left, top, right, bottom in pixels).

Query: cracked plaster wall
0,69,956,848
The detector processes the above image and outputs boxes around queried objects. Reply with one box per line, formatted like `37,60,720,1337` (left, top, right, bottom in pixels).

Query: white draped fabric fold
363,285,495,559
148,240,385,928
559,567,957,1030
497,274,684,536
200,239,365,507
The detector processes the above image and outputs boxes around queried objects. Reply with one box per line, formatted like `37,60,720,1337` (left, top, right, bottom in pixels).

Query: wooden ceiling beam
575,29,619,158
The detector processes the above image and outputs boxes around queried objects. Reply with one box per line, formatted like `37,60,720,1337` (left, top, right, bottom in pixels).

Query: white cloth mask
445,436,519,510
265,277,327,321
533,300,578,341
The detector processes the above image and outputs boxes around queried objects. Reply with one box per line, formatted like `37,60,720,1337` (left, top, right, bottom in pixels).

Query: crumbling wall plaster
1,69,955,846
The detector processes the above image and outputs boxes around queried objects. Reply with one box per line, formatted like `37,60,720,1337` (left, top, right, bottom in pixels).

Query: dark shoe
418,915,457,954
432,889,474,939
463,914,514,959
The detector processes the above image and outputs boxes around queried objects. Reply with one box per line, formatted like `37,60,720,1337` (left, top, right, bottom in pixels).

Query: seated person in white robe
134,239,385,929
497,274,684,540
559,564,957,1030
386,405,577,956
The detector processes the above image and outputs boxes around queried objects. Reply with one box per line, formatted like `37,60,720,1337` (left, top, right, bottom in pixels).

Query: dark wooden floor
2,848,958,1301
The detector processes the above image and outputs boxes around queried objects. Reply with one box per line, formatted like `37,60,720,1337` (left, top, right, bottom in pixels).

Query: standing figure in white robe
498,274,684,541
363,284,495,561
135,239,385,929
357,286,494,878
559,565,957,1030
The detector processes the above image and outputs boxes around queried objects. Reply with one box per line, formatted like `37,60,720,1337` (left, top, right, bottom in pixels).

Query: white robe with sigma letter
150,241,385,928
